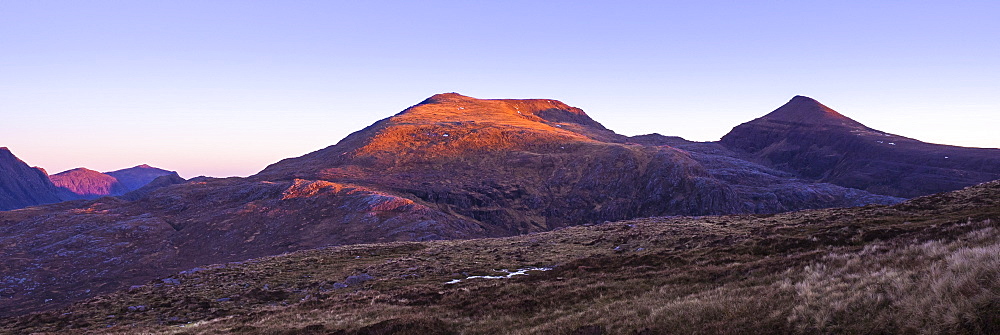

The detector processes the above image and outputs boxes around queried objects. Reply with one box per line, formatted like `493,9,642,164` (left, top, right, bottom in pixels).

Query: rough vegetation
3,180,997,334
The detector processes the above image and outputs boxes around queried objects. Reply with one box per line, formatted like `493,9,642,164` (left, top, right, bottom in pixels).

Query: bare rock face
720,96,1000,198
0,148,63,210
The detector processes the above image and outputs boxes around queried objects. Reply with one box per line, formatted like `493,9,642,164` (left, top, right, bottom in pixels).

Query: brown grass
3,183,999,334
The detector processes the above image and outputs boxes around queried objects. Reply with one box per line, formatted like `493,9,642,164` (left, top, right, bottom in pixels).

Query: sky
2,1,998,178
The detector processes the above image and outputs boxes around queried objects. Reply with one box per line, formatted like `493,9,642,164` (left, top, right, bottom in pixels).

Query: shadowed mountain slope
721,96,1000,197
0,148,62,211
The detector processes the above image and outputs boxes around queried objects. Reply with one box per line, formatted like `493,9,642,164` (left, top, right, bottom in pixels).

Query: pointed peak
790,95,819,102
135,164,154,169
758,95,864,128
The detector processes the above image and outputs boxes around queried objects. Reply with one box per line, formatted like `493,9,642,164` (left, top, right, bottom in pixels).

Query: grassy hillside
4,181,999,334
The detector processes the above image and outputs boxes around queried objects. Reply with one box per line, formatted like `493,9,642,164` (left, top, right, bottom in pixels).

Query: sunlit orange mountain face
0,93,997,320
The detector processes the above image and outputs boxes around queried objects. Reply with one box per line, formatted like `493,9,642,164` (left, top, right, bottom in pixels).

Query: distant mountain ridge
50,167,129,197
106,164,177,191
48,165,178,199
0,148,180,210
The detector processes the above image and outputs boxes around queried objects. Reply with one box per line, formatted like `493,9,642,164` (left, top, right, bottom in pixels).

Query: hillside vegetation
4,180,998,334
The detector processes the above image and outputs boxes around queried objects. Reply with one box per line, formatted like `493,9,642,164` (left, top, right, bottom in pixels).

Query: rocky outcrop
720,96,1000,198
0,148,63,210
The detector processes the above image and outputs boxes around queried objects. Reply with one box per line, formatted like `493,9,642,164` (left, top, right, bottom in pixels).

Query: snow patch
445,267,552,284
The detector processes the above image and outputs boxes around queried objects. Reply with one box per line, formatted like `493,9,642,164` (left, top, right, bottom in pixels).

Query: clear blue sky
2,1,998,178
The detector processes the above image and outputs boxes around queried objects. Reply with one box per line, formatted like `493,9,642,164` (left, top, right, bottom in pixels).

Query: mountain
258,93,898,233
49,165,178,199
0,147,63,211
0,93,907,318
49,167,129,198
106,165,177,191
720,95,1000,197
4,179,998,334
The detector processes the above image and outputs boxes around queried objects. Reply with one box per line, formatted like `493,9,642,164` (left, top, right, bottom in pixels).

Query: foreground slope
721,96,1000,197
0,148,62,210
4,180,998,334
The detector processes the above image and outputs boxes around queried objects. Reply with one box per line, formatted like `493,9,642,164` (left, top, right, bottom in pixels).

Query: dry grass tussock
785,223,1000,334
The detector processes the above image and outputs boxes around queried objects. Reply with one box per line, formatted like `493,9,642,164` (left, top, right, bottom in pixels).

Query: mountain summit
410,92,606,132
754,95,865,128
259,93,621,179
